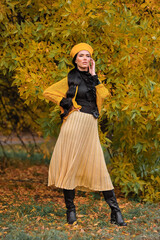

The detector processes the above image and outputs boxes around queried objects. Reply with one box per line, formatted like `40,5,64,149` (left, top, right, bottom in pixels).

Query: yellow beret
70,43,93,58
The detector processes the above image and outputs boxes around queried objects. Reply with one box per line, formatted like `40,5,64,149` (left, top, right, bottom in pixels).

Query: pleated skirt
48,111,113,191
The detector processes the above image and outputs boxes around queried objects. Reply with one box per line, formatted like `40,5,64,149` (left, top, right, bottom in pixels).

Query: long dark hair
72,53,78,68
60,54,81,120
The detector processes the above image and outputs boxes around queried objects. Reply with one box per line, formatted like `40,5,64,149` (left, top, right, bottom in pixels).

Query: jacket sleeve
96,83,110,113
43,77,69,105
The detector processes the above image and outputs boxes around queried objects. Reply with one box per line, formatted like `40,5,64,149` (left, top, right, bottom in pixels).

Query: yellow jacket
43,77,110,121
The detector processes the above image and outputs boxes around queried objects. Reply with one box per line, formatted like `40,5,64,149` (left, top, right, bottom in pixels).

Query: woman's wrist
91,72,96,76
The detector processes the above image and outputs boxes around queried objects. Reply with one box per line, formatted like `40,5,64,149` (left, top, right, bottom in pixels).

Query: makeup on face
75,50,91,71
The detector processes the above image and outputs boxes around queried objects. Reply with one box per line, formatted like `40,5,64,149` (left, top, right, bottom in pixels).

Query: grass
0,137,57,167
0,167,159,240
0,145,160,240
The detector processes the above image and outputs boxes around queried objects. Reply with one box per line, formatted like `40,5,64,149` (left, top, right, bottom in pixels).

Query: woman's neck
77,66,88,72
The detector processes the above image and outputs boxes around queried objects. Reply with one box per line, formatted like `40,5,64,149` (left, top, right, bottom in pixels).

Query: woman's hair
72,53,78,67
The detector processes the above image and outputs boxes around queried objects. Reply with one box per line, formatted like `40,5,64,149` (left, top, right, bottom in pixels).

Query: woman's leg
63,189,77,224
102,190,127,226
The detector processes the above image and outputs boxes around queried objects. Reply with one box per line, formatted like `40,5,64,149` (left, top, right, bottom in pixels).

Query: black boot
102,190,127,226
63,189,77,224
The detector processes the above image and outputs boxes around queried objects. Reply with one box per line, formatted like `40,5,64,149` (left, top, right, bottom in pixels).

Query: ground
0,162,159,240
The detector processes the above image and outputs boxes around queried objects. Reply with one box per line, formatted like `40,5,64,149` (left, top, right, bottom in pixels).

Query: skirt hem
48,182,114,192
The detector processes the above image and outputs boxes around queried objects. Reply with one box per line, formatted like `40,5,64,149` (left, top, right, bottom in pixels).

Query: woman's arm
96,81,110,113
43,77,68,105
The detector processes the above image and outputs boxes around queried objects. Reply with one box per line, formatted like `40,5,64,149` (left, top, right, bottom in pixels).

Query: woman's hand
70,106,80,112
89,58,96,76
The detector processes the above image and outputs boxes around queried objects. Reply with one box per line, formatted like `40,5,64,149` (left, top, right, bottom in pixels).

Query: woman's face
75,50,91,71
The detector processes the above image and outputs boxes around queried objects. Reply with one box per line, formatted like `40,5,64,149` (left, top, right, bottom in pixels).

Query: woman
43,43,127,226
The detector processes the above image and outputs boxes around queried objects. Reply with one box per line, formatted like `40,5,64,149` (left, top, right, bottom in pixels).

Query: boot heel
67,210,77,224
111,211,127,226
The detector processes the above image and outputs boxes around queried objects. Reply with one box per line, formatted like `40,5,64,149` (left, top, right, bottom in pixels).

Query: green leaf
156,115,160,121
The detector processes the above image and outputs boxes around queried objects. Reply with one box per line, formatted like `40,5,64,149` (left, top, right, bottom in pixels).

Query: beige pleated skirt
48,111,113,191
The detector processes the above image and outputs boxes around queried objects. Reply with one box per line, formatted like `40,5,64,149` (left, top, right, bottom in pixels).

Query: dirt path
0,133,45,145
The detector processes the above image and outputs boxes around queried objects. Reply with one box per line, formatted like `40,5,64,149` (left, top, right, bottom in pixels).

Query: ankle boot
63,189,77,224
102,190,127,226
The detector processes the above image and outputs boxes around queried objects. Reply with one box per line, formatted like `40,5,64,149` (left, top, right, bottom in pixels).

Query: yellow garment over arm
43,77,110,118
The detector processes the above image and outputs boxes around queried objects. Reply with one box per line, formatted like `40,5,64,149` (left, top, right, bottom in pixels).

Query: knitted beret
70,43,93,58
